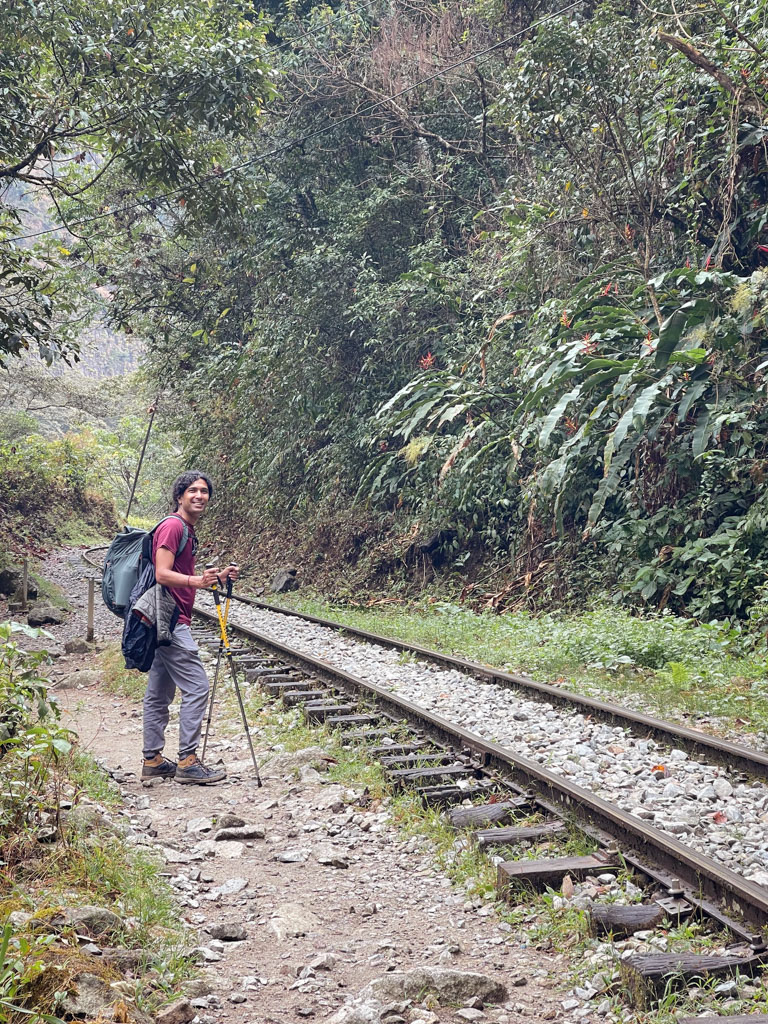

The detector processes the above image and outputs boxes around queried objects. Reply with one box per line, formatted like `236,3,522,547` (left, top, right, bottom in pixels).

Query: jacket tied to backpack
123,583,180,671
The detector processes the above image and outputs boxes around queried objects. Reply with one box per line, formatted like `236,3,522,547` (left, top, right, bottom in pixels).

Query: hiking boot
174,756,227,785
141,755,176,779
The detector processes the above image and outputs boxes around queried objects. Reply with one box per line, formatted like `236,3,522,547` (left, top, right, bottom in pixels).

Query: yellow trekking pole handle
211,580,230,654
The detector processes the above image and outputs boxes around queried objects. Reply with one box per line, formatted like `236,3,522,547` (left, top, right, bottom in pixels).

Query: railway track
191,604,768,1016
222,590,768,780
83,546,768,1014
86,542,767,766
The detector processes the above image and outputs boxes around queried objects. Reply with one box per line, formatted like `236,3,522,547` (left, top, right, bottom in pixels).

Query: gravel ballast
198,596,768,889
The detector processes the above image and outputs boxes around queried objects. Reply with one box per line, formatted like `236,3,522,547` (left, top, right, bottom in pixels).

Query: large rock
64,638,90,654
215,812,245,829
208,922,247,941
27,603,67,626
314,844,350,869
50,905,123,939
60,804,113,833
268,902,321,940
364,968,508,1006
270,567,299,593
156,998,196,1024
53,670,102,690
57,972,116,1018
100,948,146,971
327,1003,382,1024
0,566,22,596
267,746,333,778
214,824,265,841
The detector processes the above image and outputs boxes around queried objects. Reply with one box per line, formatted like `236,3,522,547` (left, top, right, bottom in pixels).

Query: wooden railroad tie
325,713,382,728
449,798,530,829
245,669,293,681
367,743,427,757
305,702,357,722
262,679,313,694
388,764,478,788
473,821,566,847
497,851,621,894
621,952,765,1009
379,752,453,768
282,688,330,707
388,761,473,778
418,777,499,807
347,727,412,741
588,903,666,938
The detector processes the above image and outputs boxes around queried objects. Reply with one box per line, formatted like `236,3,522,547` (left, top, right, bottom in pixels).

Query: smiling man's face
179,478,210,520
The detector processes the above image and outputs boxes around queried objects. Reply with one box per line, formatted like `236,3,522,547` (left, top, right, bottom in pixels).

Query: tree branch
658,31,763,114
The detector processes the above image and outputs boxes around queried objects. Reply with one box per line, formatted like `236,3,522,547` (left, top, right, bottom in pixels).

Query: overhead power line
3,0,585,246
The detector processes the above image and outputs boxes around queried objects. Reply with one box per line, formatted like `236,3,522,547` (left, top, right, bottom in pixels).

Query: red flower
419,351,437,370
560,310,572,327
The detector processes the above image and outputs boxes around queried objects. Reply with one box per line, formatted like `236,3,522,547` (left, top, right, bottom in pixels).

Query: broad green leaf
677,379,708,422
588,439,640,526
692,407,712,457
539,386,581,447
655,300,713,369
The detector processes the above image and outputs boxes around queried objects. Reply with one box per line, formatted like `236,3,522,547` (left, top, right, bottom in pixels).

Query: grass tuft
99,644,145,701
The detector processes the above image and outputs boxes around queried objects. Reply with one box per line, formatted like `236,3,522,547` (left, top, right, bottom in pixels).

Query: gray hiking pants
142,624,209,760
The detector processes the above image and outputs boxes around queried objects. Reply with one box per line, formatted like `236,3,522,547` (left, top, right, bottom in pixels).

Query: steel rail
82,546,108,571
224,591,768,781
193,606,768,939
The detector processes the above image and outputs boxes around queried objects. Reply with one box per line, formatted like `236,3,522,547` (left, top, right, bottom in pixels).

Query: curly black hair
171,470,214,510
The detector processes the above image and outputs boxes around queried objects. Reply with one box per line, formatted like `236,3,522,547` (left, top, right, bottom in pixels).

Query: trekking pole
201,569,229,762
211,573,262,786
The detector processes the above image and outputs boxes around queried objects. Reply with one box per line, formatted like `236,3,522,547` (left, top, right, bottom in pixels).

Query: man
141,470,237,784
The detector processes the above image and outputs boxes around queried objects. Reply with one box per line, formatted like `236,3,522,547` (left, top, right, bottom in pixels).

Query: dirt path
9,548,572,1024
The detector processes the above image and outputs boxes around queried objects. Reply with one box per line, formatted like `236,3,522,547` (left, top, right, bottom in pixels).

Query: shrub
0,622,72,834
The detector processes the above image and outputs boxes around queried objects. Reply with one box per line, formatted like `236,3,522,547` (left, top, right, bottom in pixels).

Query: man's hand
199,566,221,588
221,564,239,582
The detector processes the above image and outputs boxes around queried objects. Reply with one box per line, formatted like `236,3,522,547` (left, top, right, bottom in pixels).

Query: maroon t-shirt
152,514,196,624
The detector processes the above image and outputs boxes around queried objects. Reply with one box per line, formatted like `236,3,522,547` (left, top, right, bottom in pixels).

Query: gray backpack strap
154,514,190,558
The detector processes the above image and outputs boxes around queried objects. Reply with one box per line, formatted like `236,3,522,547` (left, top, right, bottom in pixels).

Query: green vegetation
277,593,768,733
0,623,194,1022
0,0,274,365
0,435,116,557
389,791,497,900
6,0,768,639
99,644,147,702
59,0,762,630
0,623,72,833
0,366,189,554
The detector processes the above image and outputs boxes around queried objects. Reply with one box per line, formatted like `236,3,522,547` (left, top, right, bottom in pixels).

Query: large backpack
102,515,189,617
